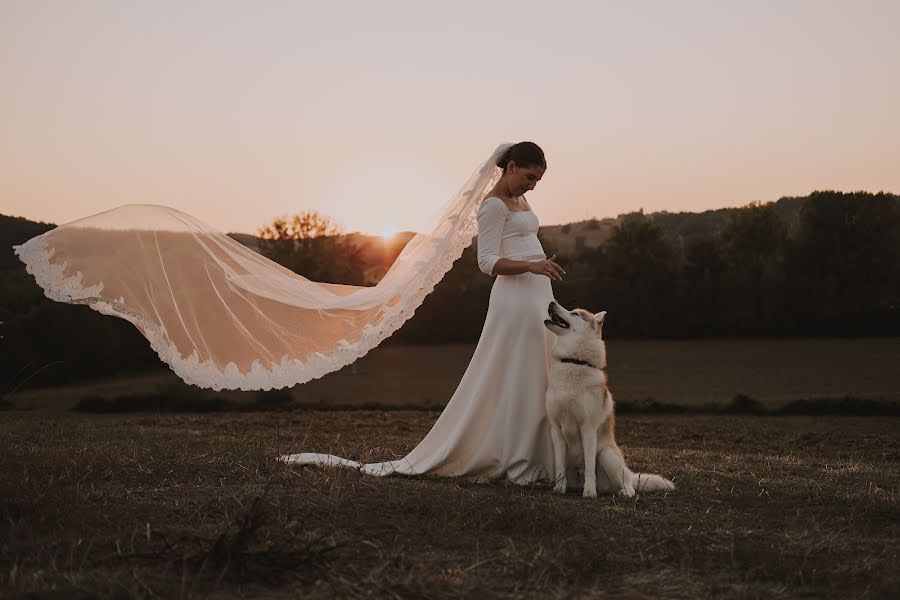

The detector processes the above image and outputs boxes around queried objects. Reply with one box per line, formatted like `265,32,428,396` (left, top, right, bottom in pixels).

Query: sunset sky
2,1,898,237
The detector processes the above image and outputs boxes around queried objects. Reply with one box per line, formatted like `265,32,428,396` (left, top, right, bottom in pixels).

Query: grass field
10,338,900,410
2,409,897,598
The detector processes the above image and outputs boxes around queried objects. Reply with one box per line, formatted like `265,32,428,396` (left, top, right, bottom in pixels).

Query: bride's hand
529,255,566,280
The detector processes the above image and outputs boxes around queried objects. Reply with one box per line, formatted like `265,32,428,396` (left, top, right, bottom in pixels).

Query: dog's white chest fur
546,365,612,436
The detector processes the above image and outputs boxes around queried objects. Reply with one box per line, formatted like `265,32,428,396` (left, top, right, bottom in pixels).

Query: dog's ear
593,311,606,334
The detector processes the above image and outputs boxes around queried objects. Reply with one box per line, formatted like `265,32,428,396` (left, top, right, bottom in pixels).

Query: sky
1,0,898,237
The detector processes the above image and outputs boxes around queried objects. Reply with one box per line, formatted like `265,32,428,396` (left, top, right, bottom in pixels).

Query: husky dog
543,302,675,498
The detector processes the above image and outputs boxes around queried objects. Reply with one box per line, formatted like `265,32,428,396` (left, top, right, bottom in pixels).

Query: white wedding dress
281,195,559,485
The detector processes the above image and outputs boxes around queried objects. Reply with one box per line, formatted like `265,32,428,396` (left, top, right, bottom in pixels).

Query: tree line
261,191,900,341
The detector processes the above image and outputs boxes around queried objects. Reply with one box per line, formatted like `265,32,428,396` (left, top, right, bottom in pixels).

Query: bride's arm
493,256,565,279
476,198,506,276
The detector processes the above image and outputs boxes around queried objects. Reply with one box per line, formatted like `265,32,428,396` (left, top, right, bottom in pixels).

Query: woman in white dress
283,142,568,485
14,137,566,485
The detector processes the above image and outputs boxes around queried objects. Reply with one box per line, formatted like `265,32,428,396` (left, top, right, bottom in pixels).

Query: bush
721,394,769,415
779,396,900,416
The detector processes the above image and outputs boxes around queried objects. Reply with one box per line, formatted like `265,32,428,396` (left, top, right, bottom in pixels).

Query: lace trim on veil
12,209,482,392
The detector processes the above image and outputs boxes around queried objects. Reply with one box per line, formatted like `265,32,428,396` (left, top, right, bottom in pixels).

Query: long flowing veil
13,143,512,391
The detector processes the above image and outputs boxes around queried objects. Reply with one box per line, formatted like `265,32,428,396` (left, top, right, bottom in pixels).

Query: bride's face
507,162,545,196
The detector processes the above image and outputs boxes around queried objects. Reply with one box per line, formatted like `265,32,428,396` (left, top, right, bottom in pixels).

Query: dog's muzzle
545,301,570,329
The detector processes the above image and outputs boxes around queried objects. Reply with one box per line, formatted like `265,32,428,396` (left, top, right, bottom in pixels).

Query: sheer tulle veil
13,143,513,391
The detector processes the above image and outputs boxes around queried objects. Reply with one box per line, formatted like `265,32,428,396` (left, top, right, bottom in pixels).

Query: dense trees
2,191,899,390
581,213,678,337
255,192,900,342
576,191,900,339
256,210,367,285
782,191,900,335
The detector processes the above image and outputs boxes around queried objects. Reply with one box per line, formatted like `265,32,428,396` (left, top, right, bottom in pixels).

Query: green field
10,338,900,410
1,410,897,598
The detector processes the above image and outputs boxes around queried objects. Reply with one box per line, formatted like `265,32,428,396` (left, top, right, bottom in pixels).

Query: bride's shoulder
479,196,508,212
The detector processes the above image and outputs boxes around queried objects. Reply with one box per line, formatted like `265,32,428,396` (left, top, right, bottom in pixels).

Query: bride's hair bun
496,141,547,172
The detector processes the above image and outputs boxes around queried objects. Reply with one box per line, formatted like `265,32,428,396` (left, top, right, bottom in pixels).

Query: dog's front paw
617,486,636,498
582,487,598,499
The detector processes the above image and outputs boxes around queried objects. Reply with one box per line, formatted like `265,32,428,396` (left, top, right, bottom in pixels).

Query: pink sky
2,1,898,236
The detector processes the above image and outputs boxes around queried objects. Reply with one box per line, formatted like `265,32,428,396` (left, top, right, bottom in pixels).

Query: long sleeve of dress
477,198,506,276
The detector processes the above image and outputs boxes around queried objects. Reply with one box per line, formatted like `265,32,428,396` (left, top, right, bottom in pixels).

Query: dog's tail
631,472,675,492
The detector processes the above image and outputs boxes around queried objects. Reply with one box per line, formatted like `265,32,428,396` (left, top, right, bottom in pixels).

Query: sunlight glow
321,159,456,235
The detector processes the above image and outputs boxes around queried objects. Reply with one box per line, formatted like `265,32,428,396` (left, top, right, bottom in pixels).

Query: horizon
2,1,898,236
6,188,895,238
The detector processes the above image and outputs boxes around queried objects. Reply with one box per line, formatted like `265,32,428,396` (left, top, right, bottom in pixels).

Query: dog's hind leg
549,422,568,494
598,447,635,497
580,426,598,498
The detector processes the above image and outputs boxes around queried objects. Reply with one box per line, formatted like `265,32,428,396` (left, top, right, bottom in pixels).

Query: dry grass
1,410,898,599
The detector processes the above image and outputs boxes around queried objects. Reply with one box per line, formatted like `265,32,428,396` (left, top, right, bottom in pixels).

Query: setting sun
379,225,399,239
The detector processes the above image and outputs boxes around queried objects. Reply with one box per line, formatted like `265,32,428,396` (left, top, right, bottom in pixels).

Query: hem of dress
279,452,553,487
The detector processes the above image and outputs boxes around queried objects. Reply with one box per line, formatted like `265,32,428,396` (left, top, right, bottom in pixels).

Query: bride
282,141,568,484
14,140,565,484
